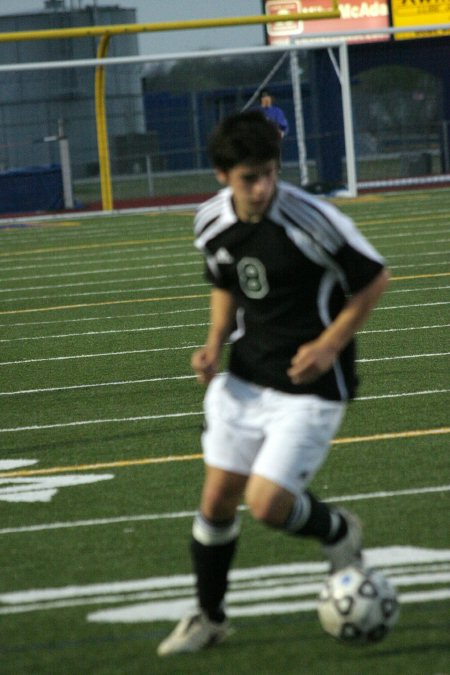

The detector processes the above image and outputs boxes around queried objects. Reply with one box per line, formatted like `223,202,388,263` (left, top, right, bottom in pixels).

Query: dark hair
208,111,280,171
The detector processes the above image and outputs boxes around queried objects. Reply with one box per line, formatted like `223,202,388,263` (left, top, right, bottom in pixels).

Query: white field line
0,322,209,343
0,247,195,273
375,301,449,311
390,260,449,270
1,374,447,398
0,343,202,366
385,285,449,294
368,230,450,241
0,281,208,304
0,242,191,268
3,250,450,282
0,411,203,434
386,250,450,260
1,349,448,368
1,386,449,433
0,306,208,328
1,321,448,345
0,288,446,329
1,248,448,280
3,257,200,282
357,352,450,363
359,323,450,335
0,374,196,396
0,484,448,535
0,270,201,296
1,256,447,288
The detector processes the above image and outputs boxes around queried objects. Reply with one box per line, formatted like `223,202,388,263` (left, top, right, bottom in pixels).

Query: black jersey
194,181,385,401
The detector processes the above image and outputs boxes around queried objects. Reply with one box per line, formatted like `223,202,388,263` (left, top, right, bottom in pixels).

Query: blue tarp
0,164,64,214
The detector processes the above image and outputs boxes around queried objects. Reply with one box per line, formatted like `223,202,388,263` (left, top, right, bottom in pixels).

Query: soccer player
257,89,289,138
157,111,389,656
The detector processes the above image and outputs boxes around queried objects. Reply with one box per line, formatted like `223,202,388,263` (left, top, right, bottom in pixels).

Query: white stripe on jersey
318,270,349,400
194,181,385,267
274,182,384,263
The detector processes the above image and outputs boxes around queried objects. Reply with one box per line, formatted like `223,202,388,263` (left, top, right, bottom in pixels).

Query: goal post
0,8,341,212
1,17,449,215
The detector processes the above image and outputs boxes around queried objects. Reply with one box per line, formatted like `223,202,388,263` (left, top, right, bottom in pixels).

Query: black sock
191,533,238,623
288,491,347,543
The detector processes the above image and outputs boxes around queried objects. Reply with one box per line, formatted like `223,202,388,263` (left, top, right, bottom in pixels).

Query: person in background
257,89,289,138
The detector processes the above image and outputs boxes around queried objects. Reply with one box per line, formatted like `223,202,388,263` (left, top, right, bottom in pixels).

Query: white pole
289,48,309,186
338,43,357,197
58,118,74,209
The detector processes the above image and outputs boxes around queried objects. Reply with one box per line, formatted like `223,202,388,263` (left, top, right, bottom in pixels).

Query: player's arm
288,268,389,385
191,287,237,384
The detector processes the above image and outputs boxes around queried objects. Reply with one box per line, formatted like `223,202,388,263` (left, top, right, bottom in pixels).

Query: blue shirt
258,104,289,137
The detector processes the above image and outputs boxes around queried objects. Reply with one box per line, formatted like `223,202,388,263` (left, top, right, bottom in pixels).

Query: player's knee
246,491,289,527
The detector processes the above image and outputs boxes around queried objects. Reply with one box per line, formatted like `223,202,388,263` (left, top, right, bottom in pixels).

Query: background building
0,1,146,178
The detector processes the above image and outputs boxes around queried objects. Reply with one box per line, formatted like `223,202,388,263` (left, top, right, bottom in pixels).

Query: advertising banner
264,0,390,43
390,0,450,39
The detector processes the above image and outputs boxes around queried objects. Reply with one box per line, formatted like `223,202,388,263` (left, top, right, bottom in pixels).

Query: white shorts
202,372,346,495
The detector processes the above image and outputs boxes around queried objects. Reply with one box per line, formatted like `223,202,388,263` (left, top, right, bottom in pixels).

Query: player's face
217,160,278,223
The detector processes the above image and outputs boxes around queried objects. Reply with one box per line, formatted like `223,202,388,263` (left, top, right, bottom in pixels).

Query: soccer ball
317,565,400,644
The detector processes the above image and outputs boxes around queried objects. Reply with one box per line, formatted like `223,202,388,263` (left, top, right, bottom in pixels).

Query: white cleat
157,612,232,656
322,508,363,573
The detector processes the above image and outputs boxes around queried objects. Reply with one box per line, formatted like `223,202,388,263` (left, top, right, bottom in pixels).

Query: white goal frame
0,22,449,210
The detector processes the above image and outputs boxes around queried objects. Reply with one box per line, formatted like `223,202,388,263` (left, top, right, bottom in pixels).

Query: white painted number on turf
0,460,114,503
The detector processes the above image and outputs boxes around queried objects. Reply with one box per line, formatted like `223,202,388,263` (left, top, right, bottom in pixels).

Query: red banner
265,0,390,43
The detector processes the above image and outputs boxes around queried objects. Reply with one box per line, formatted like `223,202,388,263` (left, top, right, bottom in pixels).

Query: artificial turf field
0,187,449,674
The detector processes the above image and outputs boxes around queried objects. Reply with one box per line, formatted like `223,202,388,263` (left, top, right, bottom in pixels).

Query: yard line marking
375,301,449,311
3,257,199,282
0,485,448,535
0,268,201,294
0,306,208,328
1,349,447,368
360,323,450,335
0,344,202,366
391,261,449,270
390,272,450,281
0,291,444,329
0,380,447,400
0,374,196,396
358,352,449,363
0,293,210,316
1,274,447,316
0,281,208,304
355,388,449,400
0,411,204,433
0,235,192,257
386,250,450,260
0,322,209,343
1,322,447,345
1,246,193,272
385,285,449,294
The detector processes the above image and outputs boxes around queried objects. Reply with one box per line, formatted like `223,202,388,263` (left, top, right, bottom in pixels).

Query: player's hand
287,341,337,384
191,347,220,384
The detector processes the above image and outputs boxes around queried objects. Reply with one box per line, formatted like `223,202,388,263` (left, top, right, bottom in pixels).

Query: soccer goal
0,14,449,215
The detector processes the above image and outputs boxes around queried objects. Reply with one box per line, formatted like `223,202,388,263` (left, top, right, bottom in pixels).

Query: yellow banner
391,0,450,39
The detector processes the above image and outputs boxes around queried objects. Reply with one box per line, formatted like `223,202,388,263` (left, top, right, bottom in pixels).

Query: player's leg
246,392,362,571
158,374,261,656
157,466,246,656
193,465,247,623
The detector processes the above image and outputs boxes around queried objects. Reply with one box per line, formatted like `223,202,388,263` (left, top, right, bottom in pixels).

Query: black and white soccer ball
317,565,400,644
